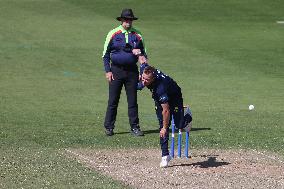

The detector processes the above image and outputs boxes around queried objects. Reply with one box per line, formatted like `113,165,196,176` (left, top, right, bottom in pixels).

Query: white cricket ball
248,105,254,110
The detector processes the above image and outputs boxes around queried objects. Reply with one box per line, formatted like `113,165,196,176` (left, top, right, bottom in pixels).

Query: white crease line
256,151,284,164
65,149,124,168
65,149,97,164
276,21,284,24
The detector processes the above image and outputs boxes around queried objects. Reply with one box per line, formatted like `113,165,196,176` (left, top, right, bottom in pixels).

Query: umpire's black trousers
104,64,140,130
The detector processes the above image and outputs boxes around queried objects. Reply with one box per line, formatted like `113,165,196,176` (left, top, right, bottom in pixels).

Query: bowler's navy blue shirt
147,70,182,106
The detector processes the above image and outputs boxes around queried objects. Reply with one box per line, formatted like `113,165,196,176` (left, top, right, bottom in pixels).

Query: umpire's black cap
117,9,138,21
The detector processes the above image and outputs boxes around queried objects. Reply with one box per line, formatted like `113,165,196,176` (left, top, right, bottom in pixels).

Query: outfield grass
0,0,283,188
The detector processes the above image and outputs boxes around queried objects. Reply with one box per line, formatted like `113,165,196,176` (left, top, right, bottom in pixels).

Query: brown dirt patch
65,148,284,189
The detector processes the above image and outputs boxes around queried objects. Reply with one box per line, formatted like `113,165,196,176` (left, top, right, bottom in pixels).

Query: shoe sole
105,131,114,136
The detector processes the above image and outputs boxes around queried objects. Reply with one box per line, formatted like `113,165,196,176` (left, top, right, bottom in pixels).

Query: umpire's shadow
114,129,158,135
115,127,211,135
143,127,211,134
170,156,230,168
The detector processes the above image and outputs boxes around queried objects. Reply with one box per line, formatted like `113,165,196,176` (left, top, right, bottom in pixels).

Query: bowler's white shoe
160,155,171,168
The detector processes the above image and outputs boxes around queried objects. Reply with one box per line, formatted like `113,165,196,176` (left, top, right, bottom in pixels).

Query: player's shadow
143,127,211,134
115,128,211,135
171,156,230,168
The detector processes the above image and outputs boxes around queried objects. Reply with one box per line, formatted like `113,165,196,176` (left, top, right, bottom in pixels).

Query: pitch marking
65,149,124,168
255,150,284,164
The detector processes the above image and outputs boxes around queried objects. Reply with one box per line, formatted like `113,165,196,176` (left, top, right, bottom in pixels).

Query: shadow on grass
115,127,211,135
170,156,230,168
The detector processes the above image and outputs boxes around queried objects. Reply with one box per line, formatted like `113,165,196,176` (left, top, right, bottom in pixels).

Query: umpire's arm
102,31,114,82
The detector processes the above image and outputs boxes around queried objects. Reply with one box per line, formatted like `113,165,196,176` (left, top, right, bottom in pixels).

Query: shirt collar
119,25,133,33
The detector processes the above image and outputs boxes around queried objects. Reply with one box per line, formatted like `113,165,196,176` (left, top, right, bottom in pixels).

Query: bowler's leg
160,126,170,157
172,105,184,130
172,104,192,131
155,103,170,156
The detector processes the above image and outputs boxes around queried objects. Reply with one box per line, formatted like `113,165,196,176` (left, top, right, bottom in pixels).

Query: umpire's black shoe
105,129,114,136
131,128,144,136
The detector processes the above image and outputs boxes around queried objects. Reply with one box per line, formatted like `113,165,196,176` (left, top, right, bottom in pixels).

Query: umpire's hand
105,72,114,82
132,48,141,55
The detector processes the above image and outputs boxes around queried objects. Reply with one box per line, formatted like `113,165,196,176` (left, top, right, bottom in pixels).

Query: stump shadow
171,156,230,168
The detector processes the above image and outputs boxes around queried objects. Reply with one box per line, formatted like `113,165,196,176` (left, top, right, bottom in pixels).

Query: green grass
0,147,127,189
0,0,284,188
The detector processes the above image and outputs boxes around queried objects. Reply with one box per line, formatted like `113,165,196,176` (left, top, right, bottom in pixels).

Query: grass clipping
66,148,284,189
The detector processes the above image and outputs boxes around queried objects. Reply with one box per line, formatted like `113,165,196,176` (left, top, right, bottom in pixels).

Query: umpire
102,9,147,136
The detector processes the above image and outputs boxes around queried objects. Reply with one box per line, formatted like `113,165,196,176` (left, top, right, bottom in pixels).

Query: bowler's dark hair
143,66,156,76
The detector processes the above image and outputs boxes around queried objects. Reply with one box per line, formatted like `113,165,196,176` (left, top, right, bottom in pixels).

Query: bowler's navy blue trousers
155,99,186,157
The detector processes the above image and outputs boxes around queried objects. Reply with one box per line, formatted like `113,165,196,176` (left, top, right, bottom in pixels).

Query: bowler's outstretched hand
138,55,148,64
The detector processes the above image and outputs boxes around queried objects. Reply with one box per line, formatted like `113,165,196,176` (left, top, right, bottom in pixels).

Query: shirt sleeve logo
159,94,168,103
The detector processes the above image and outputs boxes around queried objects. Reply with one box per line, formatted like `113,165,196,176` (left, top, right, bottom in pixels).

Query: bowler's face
141,73,154,86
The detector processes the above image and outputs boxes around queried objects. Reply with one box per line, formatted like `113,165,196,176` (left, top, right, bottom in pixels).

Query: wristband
137,82,144,90
140,63,149,74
